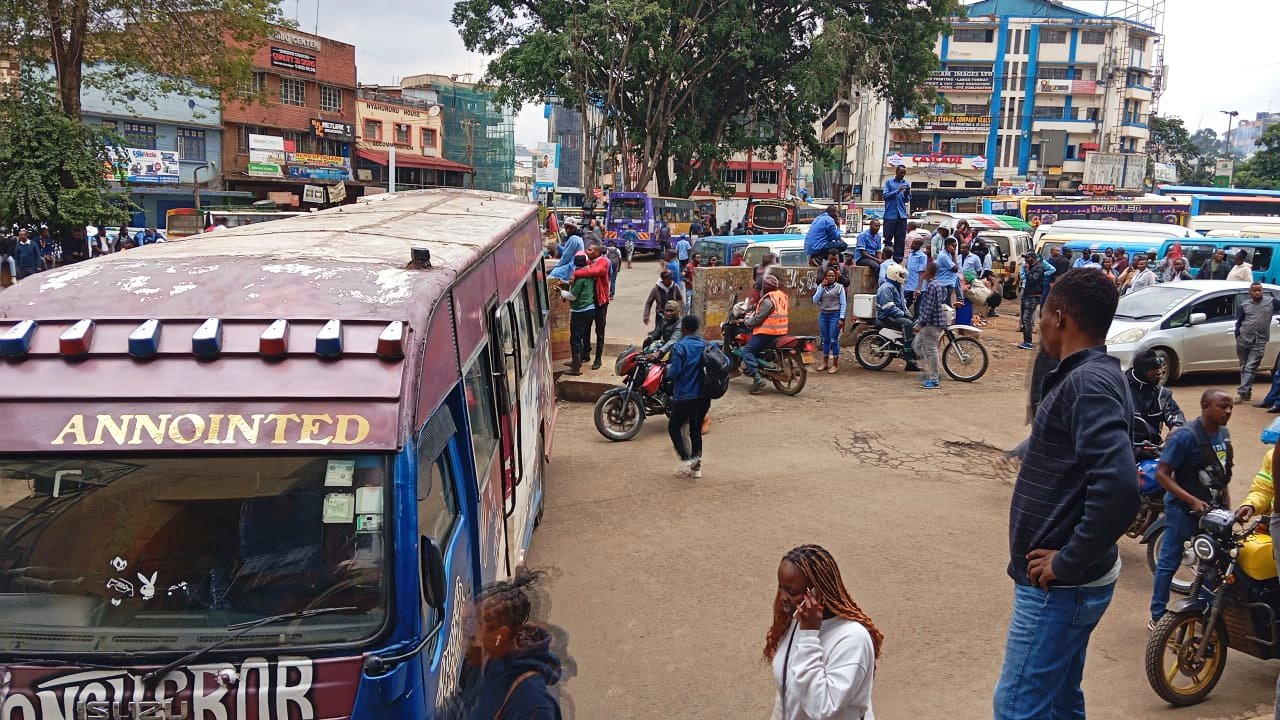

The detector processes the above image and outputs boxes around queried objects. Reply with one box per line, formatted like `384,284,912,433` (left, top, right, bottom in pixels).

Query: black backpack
1024,261,1046,296
702,342,731,399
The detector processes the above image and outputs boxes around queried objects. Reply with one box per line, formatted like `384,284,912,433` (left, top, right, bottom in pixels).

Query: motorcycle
720,297,816,396
593,345,670,441
852,321,989,381
1145,510,1279,706
1130,417,1197,595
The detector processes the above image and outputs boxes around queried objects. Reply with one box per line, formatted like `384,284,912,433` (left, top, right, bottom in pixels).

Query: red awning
356,148,473,173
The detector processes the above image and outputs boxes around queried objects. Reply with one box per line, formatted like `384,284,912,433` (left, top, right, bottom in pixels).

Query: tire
854,331,894,371
942,336,989,382
771,353,807,396
1145,610,1227,706
593,389,646,441
1151,347,1178,385
1146,526,1197,596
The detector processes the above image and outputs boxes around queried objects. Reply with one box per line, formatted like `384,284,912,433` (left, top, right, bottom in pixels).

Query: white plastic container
852,293,876,319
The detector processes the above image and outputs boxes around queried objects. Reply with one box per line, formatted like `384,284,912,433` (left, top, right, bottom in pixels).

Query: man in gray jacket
1235,282,1280,404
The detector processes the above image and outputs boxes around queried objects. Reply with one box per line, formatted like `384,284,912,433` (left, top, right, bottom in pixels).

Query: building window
890,141,936,155
1126,71,1143,87
949,103,989,116
280,77,306,107
751,170,779,186
237,71,267,99
1081,30,1106,45
316,138,345,156
177,128,206,161
283,130,310,153
122,122,156,149
319,84,342,113
953,28,994,43
1085,106,1101,121
421,127,438,149
1065,144,1077,160
1040,67,1082,80
939,180,958,188
1041,29,1068,44
719,168,746,184
237,125,268,152
940,142,986,156
1129,35,1147,51
965,180,984,189
100,119,118,132
364,119,382,140
910,182,929,189
1033,105,1066,120
394,123,411,145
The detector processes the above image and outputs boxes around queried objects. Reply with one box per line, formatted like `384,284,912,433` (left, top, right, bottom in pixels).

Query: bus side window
515,285,535,361
532,263,549,324
499,303,520,392
463,350,500,481
1252,247,1272,271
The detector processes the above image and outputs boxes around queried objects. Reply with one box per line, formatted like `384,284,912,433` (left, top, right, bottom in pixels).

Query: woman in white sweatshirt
765,545,883,720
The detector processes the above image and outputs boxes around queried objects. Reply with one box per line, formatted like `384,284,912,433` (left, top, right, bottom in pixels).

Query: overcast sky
298,0,1279,148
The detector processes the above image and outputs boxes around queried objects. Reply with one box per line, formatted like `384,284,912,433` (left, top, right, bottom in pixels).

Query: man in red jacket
574,242,613,369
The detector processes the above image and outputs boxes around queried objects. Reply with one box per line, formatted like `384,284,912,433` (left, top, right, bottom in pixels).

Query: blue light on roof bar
192,318,223,358
315,319,343,358
129,319,162,358
0,320,37,358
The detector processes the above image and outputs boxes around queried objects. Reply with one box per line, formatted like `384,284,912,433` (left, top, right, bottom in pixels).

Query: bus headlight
1107,327,1147,345
1192,536,1217,562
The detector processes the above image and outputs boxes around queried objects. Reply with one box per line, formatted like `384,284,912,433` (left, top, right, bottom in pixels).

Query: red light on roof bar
259,319,290,358
59,319,95,358
376,321,405,360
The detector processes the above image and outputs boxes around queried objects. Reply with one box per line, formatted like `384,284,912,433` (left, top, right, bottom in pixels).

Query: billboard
112,148,180,184
1036,79,1101,95
248,134,285,177
534,142,560,186
287,152,351,181
1083,152,1147,190
270,46,316,73
885,152,987,170
927,69,994,91
1153,161,1178,183
918,114,990,134
311,119,355,143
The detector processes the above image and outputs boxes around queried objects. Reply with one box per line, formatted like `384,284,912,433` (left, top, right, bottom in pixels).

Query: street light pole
193,162,216,213
1221,109,1239,159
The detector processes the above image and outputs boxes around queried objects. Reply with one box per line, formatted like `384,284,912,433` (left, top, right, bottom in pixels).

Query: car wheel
1150,347,1178,385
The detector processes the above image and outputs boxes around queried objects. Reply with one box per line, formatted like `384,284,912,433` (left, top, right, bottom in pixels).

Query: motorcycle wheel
1145,610,1227,706
771,353,807,396
1146,526,1197,596
942,336,989,381
593,388,646,442
854,331,894,371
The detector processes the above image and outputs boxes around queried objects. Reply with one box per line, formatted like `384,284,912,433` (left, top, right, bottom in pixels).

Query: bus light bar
259,319,290,358
129,319,162,359
58,319,95,358
0,320,37,359
376,321,405,360
316,319,343,358
192,318,223,358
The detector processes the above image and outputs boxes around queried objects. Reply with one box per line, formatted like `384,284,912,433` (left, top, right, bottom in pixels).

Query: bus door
416,405,476,712
488,292,540,572
485,301,521,578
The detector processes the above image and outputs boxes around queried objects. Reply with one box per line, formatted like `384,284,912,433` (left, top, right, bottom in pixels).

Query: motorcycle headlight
1192,536,1218,562
1107,327,1147,345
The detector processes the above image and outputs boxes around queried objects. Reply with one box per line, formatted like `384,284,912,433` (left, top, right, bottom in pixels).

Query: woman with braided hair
765,544,882,719
450,570,563,720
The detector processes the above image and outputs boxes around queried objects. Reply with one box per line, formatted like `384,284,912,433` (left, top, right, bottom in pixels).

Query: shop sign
288,166,351,181
311,119,355,143
927,69,993,91
328,182,347,203
248,161,283,177
918,114,990,134
108,148,180,184
270,28,322,51
1036,79,1101,95
303,184,327,203
1078,183,1116,196
271,46,317,74
288,152,349,169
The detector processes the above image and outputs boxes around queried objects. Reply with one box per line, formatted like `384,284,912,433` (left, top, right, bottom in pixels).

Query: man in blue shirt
134,226,161,246
959,241,983,278
882,164,911,262
854,218,882,269
549,222,584,283
804,205,848,264
676,234,692,263
935,236,963,306
664,314,710,478
904,236,929,309
665,249,684,288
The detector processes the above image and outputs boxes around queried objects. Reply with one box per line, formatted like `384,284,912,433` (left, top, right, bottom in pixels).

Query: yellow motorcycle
1145,510,1279,705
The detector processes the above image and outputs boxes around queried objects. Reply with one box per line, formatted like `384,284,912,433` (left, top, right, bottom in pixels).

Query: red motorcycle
593,346,671,441
720,297,816,396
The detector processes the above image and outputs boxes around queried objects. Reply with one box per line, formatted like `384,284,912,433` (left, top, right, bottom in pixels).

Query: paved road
529,266,1278,719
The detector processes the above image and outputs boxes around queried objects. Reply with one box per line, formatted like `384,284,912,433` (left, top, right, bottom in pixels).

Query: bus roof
1156,185,1280,198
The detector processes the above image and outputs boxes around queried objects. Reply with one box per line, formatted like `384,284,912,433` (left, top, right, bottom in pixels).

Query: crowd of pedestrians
0,223,164,285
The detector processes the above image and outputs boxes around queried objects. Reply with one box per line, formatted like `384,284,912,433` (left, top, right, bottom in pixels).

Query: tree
1147,116,1213,185
0,66,131,231
0,0,283,118
454,0,958,196
1235,124,1280,190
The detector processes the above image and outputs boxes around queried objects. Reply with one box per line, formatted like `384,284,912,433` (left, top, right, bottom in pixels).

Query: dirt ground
528,258,1279,720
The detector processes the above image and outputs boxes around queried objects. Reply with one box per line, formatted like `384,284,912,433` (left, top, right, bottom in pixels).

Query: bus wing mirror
420,536,446,612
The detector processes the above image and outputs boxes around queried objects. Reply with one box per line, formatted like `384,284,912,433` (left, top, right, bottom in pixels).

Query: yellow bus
652,196,699,238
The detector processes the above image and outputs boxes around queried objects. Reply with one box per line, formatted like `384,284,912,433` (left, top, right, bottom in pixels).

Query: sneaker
1235,393,1251,405
690,457,702,479
926,379,941,389
750,378,766,394
1017,342,1035,350
676,459,695,477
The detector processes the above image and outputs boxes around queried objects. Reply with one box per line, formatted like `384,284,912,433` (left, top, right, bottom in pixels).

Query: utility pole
1221,109,1239,188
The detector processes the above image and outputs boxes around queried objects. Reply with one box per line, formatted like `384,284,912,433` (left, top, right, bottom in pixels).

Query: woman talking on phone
765,545,883,719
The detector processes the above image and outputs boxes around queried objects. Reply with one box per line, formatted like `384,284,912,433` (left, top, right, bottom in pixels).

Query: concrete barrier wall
693,265,877,340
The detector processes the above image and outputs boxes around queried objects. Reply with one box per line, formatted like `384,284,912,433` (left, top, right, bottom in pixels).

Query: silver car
1106,280,1280,382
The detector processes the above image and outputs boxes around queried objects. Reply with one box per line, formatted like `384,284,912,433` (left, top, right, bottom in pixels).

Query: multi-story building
690,149,796,200
353,85,472,190
1231,113,1280,158
400,73,515,194
220,25,360,206
829,0,1163,208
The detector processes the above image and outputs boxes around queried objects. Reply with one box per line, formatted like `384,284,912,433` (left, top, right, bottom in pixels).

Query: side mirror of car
1188,312,1208,326
420,536,447,612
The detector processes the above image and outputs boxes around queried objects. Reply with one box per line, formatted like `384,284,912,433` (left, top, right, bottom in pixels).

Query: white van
1192,215,1280,237
742,238,810,268
1031,219,1195,247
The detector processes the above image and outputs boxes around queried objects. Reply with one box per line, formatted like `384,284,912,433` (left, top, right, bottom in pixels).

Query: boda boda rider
1150,389,1234,630
1233,448,1280,718
644,301,683,356
1127,349,1186,457
743,273,789,394
876,264,921,372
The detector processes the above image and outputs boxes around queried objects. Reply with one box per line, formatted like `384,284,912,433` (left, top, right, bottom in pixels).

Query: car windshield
0,454,389,654
609,197,648,221
1114,286,1197,320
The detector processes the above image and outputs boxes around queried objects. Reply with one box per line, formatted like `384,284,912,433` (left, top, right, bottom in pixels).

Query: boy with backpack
1017,250,1055,350
665,314,715,478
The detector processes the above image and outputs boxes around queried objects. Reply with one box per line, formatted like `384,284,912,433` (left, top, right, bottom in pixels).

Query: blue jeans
742,334,777,378
818,311,841,358
994,582,1116,720
1151,497,1198,621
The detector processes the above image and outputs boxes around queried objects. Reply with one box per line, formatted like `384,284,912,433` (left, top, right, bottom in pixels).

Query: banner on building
927,69,994,92
328,182,347,204
885,152,987,170
271,46,317,73
997,181,1040,196
110,148,180,184
311,119,355,143
248,134,285,177
918,114,991,134
1084,152,1147,190
289,152,349,169
1153,161,1178,183
534,142,560,186
303,184,327,204
288,166,351,181
1036,79,1101,95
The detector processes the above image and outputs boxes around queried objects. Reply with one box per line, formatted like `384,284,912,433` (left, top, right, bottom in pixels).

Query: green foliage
454,0,959,195
1235,124,1280,190
0,67,131,231
0,0,284,117
1147,116,1214,185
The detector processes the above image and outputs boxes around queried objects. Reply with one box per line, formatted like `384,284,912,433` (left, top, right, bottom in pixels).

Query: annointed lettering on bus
50,413,371,447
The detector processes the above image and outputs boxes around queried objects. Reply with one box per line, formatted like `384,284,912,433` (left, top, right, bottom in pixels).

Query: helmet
762,274,780,289
887,264,908,284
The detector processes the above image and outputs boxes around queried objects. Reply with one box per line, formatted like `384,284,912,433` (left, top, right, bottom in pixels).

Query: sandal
814,361,828,372
827,364,839,374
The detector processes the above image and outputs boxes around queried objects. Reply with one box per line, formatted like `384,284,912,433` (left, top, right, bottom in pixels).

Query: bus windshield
0,454,389,654
751,203,790,231
609,197,649,221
